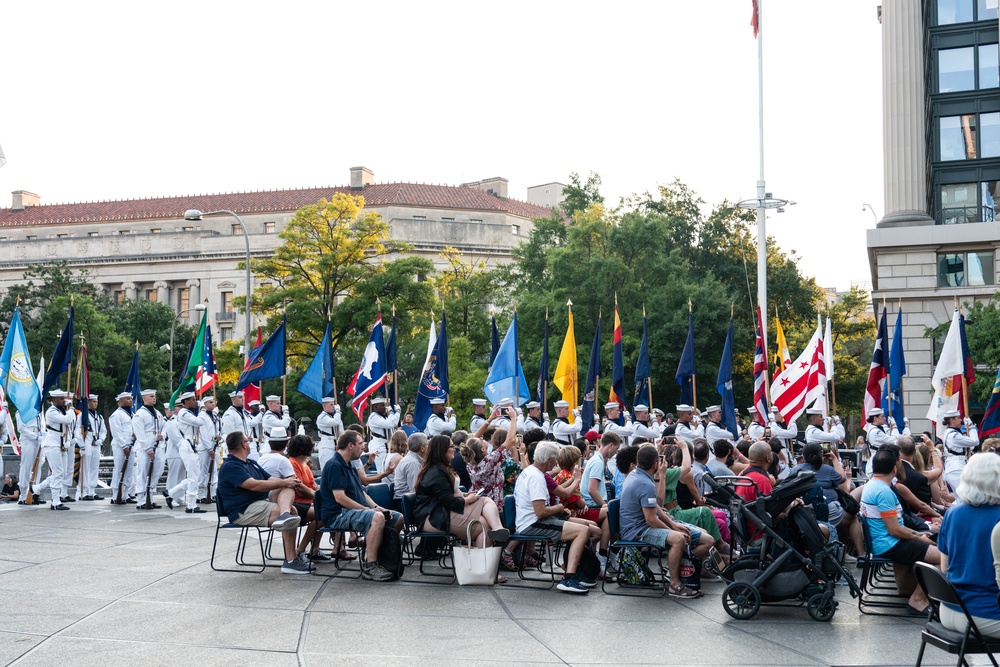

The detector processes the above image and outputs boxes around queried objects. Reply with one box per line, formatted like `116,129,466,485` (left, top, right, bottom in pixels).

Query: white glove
393,404,400,413
573,407,582,417
543,413,549,421
281,405,289,413
964,416,974,427
623,411,631,421
903,417,909,425
334,404,341,413
823,417,830,426
832,416,841,425
888,416,896,427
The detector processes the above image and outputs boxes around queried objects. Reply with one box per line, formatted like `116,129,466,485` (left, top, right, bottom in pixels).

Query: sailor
60,392,80,503
246,399,264,460
366,397,400,470
631,405,663,440
196,395,222,502
315,397,343,470
78,394,107,500
601,402,634,442
704,405,738,443
523,401,549,434
425,398,456,437
37,390,75,510
132,389,165,509
15,408,44,505
167,391,207,513
491,398,522,433
746,407,765,441
550,400,578,445
863,407,904,476
469,399,489,433
261,395,291,449
674,405,705,443
941,409,978,496
804,408,845,449
108,392,136,504
221,391,252,461
162,403,185,506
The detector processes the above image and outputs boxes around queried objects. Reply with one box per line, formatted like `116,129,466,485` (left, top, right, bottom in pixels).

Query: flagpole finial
14,295,20,308
642,303,646,318
731,303,734,318
688,298,692,313
614,292,618,307
566,299,572,308
391,304,395,316
70,296,74,307
134,340,139,350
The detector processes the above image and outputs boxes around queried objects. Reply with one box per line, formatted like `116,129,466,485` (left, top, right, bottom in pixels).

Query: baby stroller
704,470,862,621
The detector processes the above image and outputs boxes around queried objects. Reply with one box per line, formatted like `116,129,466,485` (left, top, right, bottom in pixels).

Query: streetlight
184,209,253,359
169,303,206,394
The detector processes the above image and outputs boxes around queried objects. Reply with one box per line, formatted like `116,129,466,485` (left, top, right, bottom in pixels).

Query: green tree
561,171,604,218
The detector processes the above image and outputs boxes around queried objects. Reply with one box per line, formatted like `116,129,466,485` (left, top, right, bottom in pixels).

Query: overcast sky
0,1,883,292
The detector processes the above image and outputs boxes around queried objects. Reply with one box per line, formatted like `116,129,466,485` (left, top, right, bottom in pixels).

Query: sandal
496,575,508,584
335,549,358,561
668,584,703,599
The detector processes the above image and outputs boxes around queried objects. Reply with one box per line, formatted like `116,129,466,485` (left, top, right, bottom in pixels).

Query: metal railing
937,206,997,225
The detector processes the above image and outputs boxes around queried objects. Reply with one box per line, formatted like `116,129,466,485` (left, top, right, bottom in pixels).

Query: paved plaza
0,500,978,667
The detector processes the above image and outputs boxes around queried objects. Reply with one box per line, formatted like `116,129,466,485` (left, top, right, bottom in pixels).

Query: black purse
835,487,860,516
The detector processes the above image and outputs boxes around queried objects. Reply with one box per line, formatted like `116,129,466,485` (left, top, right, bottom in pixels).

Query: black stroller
705,470,862,621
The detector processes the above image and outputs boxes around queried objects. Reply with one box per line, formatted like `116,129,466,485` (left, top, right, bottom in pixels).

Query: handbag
453,519,502,586
835,487,860,516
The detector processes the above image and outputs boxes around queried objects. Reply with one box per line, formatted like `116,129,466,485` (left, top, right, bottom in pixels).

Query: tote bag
453,519,502,586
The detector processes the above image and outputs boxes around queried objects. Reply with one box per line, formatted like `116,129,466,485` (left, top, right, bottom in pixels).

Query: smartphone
476,486,488,496
588,444,597,451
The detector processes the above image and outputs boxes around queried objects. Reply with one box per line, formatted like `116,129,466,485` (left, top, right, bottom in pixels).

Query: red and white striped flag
752,307,768,426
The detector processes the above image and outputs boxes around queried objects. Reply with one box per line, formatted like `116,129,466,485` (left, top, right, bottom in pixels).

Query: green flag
170,309,207,409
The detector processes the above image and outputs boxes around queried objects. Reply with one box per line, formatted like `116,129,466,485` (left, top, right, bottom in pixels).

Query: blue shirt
319,451,369,523
581,452,606,507
937,502,1000,620
218,456,271,523
860,478,903,555
619,468,660,542
400,424,419,437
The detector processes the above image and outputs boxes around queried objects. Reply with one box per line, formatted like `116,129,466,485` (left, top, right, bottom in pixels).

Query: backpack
680,546,702,591
377,525,405,580
618,547,655,585
561,544,602,581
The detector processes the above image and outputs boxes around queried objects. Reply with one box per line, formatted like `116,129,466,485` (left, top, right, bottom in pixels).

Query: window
144,289,156,301
470,218,483,223
57,233,69,239
413,215,426,220
182,226,194,232
232,224,243,236
263,221,275,233
26,235,36,240
221,291,233,313
441,217,455,222
88,231,99,237
938,250,995,286
151,228,161,234
937,44,999,92
937,0,998,24
512,224,520,235
113,290,125,305
0,237,7,242
939,181,999,223
178,287,190,313
938,112,1000,159
119,230,130,235
219,326,233,343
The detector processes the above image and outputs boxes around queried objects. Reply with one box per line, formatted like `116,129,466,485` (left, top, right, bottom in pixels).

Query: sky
0,1,884,292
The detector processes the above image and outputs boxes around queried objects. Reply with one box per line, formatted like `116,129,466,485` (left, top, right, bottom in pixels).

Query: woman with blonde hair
380,430,408,486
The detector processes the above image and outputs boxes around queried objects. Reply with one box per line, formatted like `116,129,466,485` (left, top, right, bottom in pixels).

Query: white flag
824,316,835,382
925,309,964,435
422,313,437,376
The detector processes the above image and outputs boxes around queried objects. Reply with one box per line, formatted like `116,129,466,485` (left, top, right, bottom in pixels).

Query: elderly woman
937,453,1000,638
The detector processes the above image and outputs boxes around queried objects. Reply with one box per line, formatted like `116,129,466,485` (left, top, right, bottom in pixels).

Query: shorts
880,538,930,566
576,508,602,523
235,500,277,527
326,507,401,536
293,501,314,519
519,518,565,542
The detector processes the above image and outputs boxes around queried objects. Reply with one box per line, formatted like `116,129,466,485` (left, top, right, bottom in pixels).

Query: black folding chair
501,495,561,589
601,498,666,598
311,491,364,578
210,495,270,573
914,562,1000,667
857,515,910,615
400,492,456,584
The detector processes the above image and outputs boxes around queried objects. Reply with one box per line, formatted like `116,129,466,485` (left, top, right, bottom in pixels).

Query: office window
263,221,275,233
441,217,455,222
178,287,190,313
0,237,7,242
232,224,243,236
113,290,125,305
88,231,99,237
26,235,36,240
940,47,976,92
57,233,69,239
151,228,161,234
470,218,483,223
512,224,520,235
939,181,999,223
937,0,998,24
938,250,995,286
980,44,1000,88
413,215,426,220
144,289,156,301
119,230,130,235
221,291,233,313
219,326,233,343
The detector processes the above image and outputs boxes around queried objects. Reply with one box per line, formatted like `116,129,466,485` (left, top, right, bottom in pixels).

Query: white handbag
453,519,502,586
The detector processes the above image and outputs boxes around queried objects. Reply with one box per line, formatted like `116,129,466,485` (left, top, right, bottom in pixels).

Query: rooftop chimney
461,177,508,199
350,166,374,189
11,190,40,211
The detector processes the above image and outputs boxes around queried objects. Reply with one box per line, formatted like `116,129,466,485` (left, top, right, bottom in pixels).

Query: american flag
752,307,768,426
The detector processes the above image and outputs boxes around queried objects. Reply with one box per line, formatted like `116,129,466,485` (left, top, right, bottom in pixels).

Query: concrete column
154,280,171,305
186,279,200,323
879,0,935,228
121,281,138,301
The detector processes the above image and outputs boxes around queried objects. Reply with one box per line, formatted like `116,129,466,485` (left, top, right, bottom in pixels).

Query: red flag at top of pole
751,0,759,37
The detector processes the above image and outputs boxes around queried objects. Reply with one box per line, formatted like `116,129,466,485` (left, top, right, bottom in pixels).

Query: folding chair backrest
215,494,227,521
313,489,324,526
401,492,417,528
914,562,964,608
367,482,392,509
503,495,516,531
605,481,616,502
859,515,876,554
607,498,621,536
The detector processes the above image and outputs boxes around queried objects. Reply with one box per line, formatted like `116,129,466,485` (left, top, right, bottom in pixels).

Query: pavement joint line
297,572,334,666
22,635,300,655
489,587,572,666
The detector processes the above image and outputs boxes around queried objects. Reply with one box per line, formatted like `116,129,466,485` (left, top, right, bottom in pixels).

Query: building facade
0,168,563,346
867,0,1000,430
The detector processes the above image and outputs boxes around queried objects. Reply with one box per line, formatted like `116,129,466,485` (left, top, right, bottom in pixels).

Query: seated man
620,445,711,598
861,448,941,614
217,431,309,574
319,430,403,582
258,427,294,478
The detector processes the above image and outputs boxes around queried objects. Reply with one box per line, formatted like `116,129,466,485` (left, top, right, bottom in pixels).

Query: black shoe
81,496,95,501
31,498,46,505
65,496,76,502
51,504,69,511
126,497,137,504
165,496,173,509
186,507,207,514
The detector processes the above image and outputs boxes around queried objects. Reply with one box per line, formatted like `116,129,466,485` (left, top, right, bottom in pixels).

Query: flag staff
689,299,698,409
390,305,397,408
644,304,654,414
958,298,970,418
595,307,601,420
827,306,838,416
511,301,518,405
542,306,548,414
896,298,903,418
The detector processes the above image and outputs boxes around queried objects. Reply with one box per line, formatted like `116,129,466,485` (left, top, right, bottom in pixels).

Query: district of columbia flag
925,309,964,436
552,304,578,423
770,325,823,423
863,308,889,422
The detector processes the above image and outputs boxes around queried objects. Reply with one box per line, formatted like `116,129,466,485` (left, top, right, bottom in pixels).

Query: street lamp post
169,303,206,394
184,209,253,359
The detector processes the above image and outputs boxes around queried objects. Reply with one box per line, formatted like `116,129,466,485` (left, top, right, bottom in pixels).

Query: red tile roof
0,182,558,227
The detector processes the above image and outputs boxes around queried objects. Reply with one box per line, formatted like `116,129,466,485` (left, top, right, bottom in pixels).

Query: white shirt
943,425,978,471
175,407,203,448
221,405,251,439
513,465,549,533
43,404,76,449
768,420,797,447
675,420,705,443
632,418,663,440
199,411,220,452
259,451,294,478
261,410,290,444
551,417,578,444
805,422,844,444
866,423,902,450
131,405,164,452
16,412,42,447
163,416,183,458
426,410,456,437
368,408,400,443
524,414,549,434
469,413,487,433
316,409,343,441
705,421,738,443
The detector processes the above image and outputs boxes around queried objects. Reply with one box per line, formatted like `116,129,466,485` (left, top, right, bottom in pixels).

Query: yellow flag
553,307,578,423
774,314,791,373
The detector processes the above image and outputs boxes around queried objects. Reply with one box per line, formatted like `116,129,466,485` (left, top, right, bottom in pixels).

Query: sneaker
362,563,394,582
557,574,589,594
271,512,301,532
296,552,317,571
578,575,599,588
487,528,510,544
281,558,312,575
500,550,518,572
310,552,334,563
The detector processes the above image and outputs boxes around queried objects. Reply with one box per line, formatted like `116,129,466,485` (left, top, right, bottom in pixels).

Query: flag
552,307,578,423
864,308,889,421
242,328,263,406
882,308,906,422
633,313,650,409
580,316,602,436
413,313,448,430
483,312,531,406
676,310,695,405
752,307,768,426
774,313,791,373
981,367,1000,436
384,315,396,400
537,313,549,404
926,309,964,434
170,334,197,415
236,316,286,391
423,313,437,376
170,309,207,408
195,325,218,397
609,305,627,411
490,316,501,369
809,315,829,416
0,308,41,422
74,342,91,436
958,313,976,418
717,317,738,435
751,0,759,37
42,306,74,397
347,316,388,421
124,343,142,410
770,325,824,423
298,322,335,404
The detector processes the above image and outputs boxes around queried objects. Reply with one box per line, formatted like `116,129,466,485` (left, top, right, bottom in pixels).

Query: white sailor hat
653,408,665,416
88,394,98,401
942,409,962,419
269,426,290,441
525,401,540,409
867,407,884,417
747,407,757,413
115,391,132,401
265,395,281,402
229,391,244,399
430,398,446,405
706,405,722,413
371,397,387,405
771,406,781,414
179,391,196,401
497,398,514,406
49,389,67,398
806,408,825,416
163,403,172,410
675,404,693,413
634,404,649,412
603,402,620,411
553,400,569,408
141,389,157,396
248,399,261,407
472,399,487,406
321,396,337,404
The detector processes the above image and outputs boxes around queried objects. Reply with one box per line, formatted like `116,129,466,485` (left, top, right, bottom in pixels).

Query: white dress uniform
704,420,738,443
198,409,221,499
367,404,400,470
805,420,845,445
523,414,550,434
551,417,578,445
747,421,765,440
132,403,165,503
425,407,457,438
469,413,488,434
80,406,107,498
602,416,635,442
316,405,344,471
108,403,135,500
246,408,264,460
631,417,663,441
943,421,979,496
163,411,185,496
261,408,291,447
16,412,43,500
40,400,77,505
168,405,204,511
221,404,252,459
675,419,705,443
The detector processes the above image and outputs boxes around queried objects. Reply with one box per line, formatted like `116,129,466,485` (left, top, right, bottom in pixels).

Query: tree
561,171,604,218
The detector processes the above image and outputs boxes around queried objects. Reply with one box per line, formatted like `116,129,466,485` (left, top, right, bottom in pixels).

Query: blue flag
716,317,737,436
537,315,549,404
580,316,602,436
42,306,74,397
490,316,501,368
0,308,41,422
297,322,335,404
348,316,388,421
881,308,906,423
676,311,695,405
384,316,396,399
414,313,449,430
124,343,142,411
237,316,287,390
484,313,531,406
634,314,650,408
981,368,1000,437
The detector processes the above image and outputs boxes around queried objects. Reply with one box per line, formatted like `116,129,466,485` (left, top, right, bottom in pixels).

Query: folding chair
857,516,910,615
366,482,393,510
311,490,364,578
914,562,1000,667
601,499,666,598
501,495,561,589
210,495,269,573
400,492,456,584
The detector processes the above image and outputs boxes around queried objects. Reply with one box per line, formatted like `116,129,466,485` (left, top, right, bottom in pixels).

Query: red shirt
735,466,773,502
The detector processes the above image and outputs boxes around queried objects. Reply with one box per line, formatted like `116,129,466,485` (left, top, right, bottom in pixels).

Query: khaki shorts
235,499,277,527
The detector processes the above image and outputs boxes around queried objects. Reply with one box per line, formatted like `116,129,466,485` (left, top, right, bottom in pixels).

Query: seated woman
1,474,19,502
938,453,1000,638
659,441,726,559
379,430,408,487
287,434,343,563
413,435,510,548
919,441,955,508
791,443,863,556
